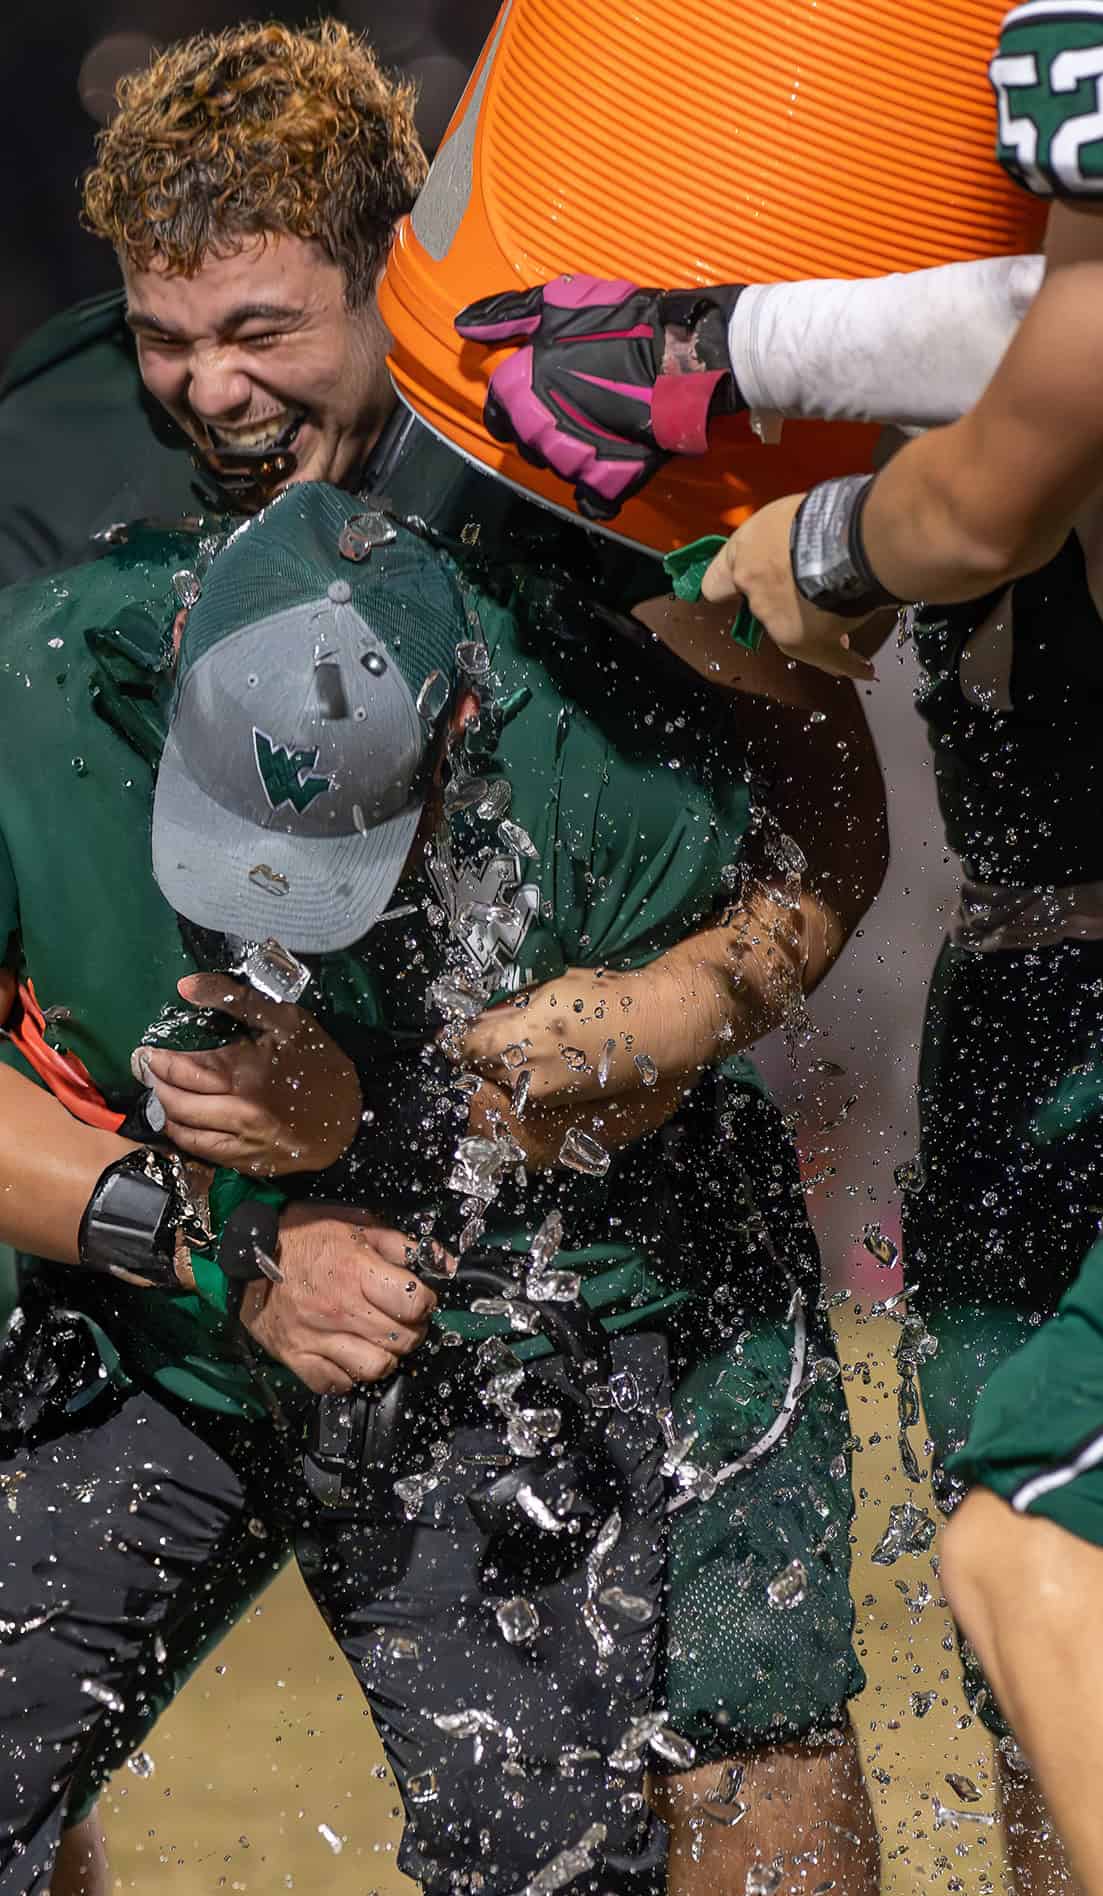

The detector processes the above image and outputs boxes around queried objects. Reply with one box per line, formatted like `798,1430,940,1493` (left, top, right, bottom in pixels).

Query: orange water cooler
380,0,1046,553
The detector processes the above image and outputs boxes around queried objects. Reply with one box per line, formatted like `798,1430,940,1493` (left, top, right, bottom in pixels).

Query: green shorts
665,1317,863,1762
951,1234,1103,1548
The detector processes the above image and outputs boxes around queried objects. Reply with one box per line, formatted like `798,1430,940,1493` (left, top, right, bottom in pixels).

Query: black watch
77,1148,214,1288
789,474,906,618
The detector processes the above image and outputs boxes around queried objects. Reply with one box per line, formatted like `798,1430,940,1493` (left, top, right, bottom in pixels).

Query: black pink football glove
455,274,746,520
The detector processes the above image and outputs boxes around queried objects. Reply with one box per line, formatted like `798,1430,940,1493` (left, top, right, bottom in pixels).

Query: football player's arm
459,627,886,1137
728,254,1043,429
852,254,1103,603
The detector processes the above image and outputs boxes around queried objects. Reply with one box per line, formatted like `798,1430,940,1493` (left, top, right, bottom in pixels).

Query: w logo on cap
253,729,334,814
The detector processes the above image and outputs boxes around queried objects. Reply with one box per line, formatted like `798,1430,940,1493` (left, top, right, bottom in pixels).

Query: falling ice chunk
430,978,485,1021
506,1408,562,1457
766,1559,808,1610
582,1598,616,1660
526,1270,582,1303
609,1711,669,1771
932,1797,994,1831
513,1069,532,1117
909,1691,938,1719
530,1209,564,1272
153,1635,167,1665
711,1762,746,1807
476,778,512,821
81,1679,126,1713
408,1771,439,1804
444,773,490,814
496,1597,541,1645
393,1472,440,1519
235,937,311,1004
126,1751,155,1778
893,1156,927,1194
516,1485,567,1533
871,1502,937,1566
338,511,396,561
558,1125,610,1176
383,1634,420,1663
171,569,201,609
417,670,450,723
522,1822,607,1895
945,1774,981,1802
598,1587,652,1623
498,818,540,859
649,1727,697,1769
455,637,490,677
434,1707,517,1766
746,1869,783,1896
502,1042,530,1070
598,1038,617,1087
253,1243,284,1284
248,863,290,898
317,1822,343,1853
998,1735,1031,1776
633,1053,659,1087
862,1223,899,1269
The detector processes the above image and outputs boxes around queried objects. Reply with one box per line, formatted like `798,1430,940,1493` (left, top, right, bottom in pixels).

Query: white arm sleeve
727,254,1043,429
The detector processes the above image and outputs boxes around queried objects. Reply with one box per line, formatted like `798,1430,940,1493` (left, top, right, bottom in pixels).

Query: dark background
1,0,500,368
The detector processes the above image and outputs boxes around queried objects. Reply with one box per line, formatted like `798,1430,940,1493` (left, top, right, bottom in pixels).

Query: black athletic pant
0,1315,667,1895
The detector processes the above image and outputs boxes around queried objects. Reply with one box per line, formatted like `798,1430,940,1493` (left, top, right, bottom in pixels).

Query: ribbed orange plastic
380,0,1046,553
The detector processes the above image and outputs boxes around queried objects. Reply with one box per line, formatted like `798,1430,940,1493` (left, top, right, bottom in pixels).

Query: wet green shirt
0,527,754,1417
0,293,201,587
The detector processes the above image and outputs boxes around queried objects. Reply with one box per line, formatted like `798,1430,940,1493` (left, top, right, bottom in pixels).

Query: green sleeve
0,821,17,961
991,2,1103,197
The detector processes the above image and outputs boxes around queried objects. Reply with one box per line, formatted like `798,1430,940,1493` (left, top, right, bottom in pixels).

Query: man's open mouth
200,410,306,461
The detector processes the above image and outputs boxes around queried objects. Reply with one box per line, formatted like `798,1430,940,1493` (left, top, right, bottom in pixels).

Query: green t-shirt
991,1,1103,198
0,528,755,1417
0,292,201,587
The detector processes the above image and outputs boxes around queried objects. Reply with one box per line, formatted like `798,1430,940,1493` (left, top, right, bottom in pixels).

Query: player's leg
942,1235,1103,1895
0,1307,290,1893
945,1493,1096,1894
907,935,1103,1886
47,1814,108,1896
652,1722,878,1894
997,1747,1081,1895
655,1308,877,1895
298,1330,672,1895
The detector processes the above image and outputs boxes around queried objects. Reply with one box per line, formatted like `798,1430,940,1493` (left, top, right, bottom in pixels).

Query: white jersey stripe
1011,1423,1103,1512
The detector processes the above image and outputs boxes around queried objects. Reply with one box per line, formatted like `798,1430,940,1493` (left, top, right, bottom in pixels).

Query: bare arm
0,1063,140,1264
459,606,887,1129
859,256,1103,603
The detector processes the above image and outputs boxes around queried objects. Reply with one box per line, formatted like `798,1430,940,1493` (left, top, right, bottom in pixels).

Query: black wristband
790,474,906,618
218,1197,283,1283
77,1151,180,1287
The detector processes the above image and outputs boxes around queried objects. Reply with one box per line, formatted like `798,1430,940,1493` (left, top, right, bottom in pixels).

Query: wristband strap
78,1148,214,1288
790,474,906,618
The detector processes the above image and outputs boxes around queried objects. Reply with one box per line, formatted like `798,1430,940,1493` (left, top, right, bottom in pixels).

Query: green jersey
991,1,1103,198
0,292,200,586
0,527,754,1418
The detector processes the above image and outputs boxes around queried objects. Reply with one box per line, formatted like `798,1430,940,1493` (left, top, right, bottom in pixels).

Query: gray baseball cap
152,483,466,953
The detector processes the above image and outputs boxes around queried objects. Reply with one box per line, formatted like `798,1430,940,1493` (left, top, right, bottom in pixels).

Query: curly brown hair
82,20,428,306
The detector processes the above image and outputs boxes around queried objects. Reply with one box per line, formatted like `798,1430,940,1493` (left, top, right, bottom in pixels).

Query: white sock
727,254,1043,429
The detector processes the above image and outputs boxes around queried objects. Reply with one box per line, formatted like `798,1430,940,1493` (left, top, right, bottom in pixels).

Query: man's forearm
858,260,1103,603
0,1064,140,1264
729,256,1042,430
